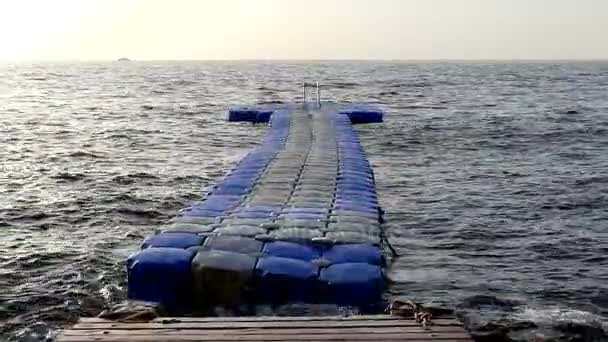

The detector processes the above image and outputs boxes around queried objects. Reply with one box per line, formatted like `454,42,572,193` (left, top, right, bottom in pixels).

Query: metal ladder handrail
303,81,321,107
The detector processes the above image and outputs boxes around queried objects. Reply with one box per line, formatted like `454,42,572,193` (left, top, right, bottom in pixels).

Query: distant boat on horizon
117,57,132,62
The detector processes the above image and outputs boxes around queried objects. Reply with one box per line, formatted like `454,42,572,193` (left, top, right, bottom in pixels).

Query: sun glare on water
1,1,606,62
0,0,260,61
0,0,128,61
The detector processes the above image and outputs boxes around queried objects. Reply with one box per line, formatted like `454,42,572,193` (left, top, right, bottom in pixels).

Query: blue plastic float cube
127,248,195,313
212,185,251,196
182,209,226,218
335,191,378,201
323,244,383,265
262,241,320,261
141,232,205,250
255,110,273,123
319,263,384,307
279,212,327,221
191,250,257,307
340,109,384,124
333,203,378,214
203,235,263,254
232,211,273,219
255,256,319,303
190,201,238,212
282,208,329,216
228,107,258,122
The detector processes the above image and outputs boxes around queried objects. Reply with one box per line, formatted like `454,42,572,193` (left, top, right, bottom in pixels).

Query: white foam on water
514,305,607,330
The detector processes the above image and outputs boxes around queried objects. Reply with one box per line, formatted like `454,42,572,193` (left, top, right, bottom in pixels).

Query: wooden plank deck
57,315,473,341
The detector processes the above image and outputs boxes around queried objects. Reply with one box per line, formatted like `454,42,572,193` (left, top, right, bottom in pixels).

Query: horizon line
2,58,608,63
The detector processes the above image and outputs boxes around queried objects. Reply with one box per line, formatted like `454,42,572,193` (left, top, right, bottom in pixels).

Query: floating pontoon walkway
58,315,474,341
59,90,475,340
125,100,389,313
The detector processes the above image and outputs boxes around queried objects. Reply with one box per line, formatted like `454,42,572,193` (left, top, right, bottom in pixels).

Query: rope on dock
387,299,434,329
97,301,163,323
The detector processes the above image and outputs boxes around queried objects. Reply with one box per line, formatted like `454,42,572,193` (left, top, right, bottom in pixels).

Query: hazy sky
1,0,607,61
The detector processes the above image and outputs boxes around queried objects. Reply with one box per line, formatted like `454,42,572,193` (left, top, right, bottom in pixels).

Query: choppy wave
0,61,607,341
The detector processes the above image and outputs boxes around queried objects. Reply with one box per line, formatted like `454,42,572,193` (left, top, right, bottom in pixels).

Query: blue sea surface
0,61,607,341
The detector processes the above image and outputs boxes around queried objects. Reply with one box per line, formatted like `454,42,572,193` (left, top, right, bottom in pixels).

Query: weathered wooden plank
149,316,462,324
62,326,466,336
78,315,408,323
58,333,471,341
72,319,462,330
59,315,473,342
60,339,474,342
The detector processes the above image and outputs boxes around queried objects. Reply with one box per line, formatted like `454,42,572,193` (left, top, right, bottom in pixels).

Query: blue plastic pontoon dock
126,86,386,314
